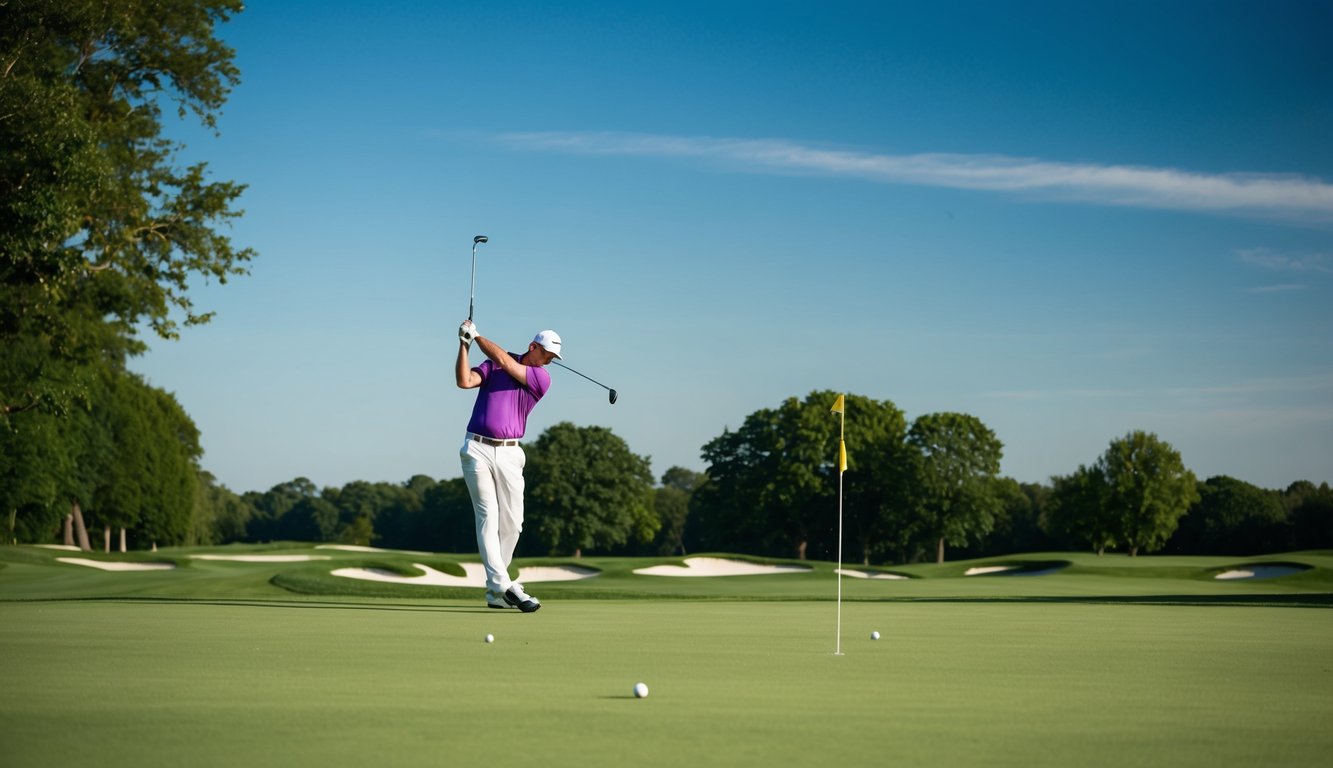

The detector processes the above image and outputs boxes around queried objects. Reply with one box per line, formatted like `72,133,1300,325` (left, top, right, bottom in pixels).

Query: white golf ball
871,631,881,640
485,633,494,644
633,682,649,699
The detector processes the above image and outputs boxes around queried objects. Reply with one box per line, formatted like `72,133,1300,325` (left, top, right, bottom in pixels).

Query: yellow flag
839,440,848,473
830,394,845,414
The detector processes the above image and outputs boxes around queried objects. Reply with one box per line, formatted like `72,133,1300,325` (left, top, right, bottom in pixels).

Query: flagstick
835,399,845,656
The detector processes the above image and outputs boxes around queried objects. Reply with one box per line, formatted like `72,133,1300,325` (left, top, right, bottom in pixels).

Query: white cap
533,329,562,359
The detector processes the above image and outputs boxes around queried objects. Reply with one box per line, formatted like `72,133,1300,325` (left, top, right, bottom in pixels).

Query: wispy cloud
1237,247,1333,274
495,131,1333,223
1246,284,1308,294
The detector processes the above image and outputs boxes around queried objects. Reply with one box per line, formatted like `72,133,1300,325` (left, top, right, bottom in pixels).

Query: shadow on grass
0,596,486,613
874,593,1333,608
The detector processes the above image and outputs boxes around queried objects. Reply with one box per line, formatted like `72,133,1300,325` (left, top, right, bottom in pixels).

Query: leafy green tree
955,477,1050,558
1045,464,1115,554
417,478,475,553
906,412,1004,563
694,391,908,561
651,467,703,556
0,405,72,543
696,393,833,559
194,469,252,544
524,422,656,557
1171,476,1287,555
1,0,253,419
275,495,340,543
244,478,318,541
1284,481,1333,551
1100,431,1199,556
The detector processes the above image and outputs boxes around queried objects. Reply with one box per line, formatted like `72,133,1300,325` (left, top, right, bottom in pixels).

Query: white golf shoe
503,583,541,613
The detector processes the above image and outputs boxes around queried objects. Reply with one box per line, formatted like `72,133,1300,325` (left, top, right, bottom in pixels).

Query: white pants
460,435,526,596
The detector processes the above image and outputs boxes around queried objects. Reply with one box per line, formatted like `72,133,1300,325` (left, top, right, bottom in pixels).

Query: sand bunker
332,562,598,587
965,566,1016,576
315,544,434,556
634,557,811,577
32,544,82,551
1215,566,1307,580
56,557,175,572
190,554,331,563
836,568,908,580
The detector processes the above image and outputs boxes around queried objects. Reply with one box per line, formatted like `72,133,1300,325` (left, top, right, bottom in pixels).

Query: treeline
16,389,1324,563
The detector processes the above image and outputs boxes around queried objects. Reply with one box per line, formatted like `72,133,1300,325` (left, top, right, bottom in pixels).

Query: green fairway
2,546,1332,767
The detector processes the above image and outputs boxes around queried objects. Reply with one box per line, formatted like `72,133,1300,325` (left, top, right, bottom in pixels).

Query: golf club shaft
468,235,487,322
552,361,615,393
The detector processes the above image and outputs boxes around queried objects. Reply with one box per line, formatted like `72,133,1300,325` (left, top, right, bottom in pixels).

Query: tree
524,422,655,557
696,393,832,559
1284,481,1333,551
1,0,253,419
416,478,476,553
955,477,1050,559
906,412,1004,563
1045,464,1115,555
1099,431,1198,556
1171,476,1287,555
651,467,703,556
693,391,909,561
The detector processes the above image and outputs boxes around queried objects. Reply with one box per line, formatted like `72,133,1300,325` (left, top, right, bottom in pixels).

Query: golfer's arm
456,342,481,389
475,335,529,385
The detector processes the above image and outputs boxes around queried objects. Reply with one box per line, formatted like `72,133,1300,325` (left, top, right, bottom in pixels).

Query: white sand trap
634,557,812,577
837,568,908,580
56,557,175,571
965,566,1016,576
332,562,598,587
516,565,599,582
32,544,82,551
315,544,434,556
1215,566,1306,580
190,554,331,562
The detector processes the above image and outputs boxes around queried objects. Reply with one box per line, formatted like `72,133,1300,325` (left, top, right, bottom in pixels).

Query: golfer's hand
459,320,479,345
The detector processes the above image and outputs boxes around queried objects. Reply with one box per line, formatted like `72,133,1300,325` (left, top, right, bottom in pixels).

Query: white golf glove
459,321,479,345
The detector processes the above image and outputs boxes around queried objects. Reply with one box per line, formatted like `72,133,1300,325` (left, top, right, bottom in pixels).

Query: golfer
456,320,562,612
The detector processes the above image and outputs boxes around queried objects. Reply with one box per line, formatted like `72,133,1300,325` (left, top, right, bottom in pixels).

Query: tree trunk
1097,544,1105,556
103,525,111,553
936,537,945,564
119,527,126,553
8,508,17,544
1130,546,1138,557
573,548,582,558
71,501,91,551
64,515,74,546
796,540,808,560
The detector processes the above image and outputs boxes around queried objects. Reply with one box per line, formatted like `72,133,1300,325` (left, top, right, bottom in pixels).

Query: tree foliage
524,422,656,557
1046,463,1116,555
905,412,1004,563
1,0,253,418
693,391,908,561
1099,431,1199,556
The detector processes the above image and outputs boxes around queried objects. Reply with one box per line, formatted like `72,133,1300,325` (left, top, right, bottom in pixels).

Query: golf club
552,361,618,405
468,235,488,322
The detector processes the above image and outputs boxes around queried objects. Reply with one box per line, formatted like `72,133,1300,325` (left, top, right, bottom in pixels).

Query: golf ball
485,633,494,644
871,631,881,640
633,682,649,699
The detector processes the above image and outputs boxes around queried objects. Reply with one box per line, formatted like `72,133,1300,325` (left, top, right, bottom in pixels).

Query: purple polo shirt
465,354,551,439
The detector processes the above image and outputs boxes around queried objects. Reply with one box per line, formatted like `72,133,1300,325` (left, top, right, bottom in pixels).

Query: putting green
2,599,1331,768
2,546,1331,767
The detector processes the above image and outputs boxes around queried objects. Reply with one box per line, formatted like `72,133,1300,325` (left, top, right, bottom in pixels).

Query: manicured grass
2,545,1331,767
2,599,1331,768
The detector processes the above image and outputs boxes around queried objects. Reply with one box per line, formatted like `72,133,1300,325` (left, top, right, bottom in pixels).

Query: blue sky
133,0,1333,494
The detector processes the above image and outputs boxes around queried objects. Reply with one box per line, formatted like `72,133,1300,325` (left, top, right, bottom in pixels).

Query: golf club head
474,235,488,244
609,389,618,405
